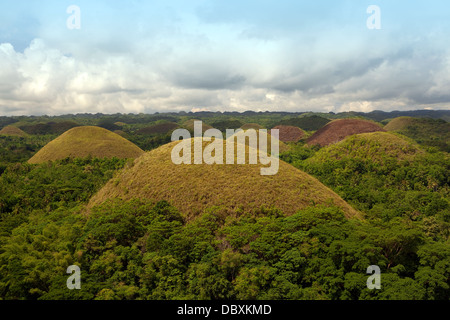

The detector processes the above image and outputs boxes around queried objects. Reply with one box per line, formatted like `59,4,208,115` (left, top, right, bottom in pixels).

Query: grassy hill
307,132,423,165
0,126,28,137
20,121,79,135
182,119,214,133
228,129,290,154
306,119,385,147
271,125,305,142
89,138,360,220
28,126,144,164
384,117,450,152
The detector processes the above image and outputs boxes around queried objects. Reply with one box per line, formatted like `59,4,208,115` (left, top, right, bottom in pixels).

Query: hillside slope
0,126,28,137
384,116,449,152
89,138,360,220
307,119,385,147
28,126,144,164
307,132,423,164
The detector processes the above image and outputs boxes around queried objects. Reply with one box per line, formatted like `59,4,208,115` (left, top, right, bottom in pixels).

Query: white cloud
1,32,450,116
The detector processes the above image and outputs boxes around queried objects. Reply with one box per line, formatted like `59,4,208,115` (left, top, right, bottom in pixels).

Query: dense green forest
0,111,448,300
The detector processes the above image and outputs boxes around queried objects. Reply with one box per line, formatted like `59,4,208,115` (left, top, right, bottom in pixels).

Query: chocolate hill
0,126,28,137
306,119,385,147
307,132,423,165
88,138,360,220
271,125,305,142
28,126,144,164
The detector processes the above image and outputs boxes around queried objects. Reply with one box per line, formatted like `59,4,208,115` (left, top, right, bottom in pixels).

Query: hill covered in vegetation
384,117,450,152
307,119,386,147
28,126,144,164
89,138,358,219
0,110,448,301
272,125,305,142
0,126,29,137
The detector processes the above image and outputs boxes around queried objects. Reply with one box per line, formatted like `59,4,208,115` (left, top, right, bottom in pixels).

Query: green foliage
0,112,448,300
1,199,447,300
291,142,450,223
0,157,128,216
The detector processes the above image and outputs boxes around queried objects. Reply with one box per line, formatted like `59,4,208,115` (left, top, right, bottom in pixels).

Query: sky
0,0,450,116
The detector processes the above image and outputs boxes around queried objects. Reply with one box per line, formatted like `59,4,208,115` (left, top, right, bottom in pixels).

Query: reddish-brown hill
271,125,305,142
306,119,385,147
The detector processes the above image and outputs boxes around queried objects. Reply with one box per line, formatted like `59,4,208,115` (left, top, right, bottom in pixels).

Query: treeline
1,198,448,300
0,155,448,300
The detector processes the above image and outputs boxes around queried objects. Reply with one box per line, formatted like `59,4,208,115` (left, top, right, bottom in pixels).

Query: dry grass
88,138,360,220
308,132,423,164
227,129,290,154
306,119,385,147
0,126,28,137
271,125,305,142
182,119,214,132
28,126,144,164
384,117,415,131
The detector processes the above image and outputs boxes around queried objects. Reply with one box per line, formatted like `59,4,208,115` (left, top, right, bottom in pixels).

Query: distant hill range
359,110,450,122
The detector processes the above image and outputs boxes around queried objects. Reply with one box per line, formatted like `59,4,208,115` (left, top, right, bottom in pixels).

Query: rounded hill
384,116,450,152
307,132,423,164
271,125,305,142
306,119,385,147
227,129,290,154
88,138,360,220
384,117,415,131
0,126,28,137
28,126,144,164
182,119,214,132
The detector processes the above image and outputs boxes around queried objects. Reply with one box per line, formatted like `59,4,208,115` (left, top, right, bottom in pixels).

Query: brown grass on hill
182,119,214,132
227,129,290,154
0,126,28,137
306,119,385,147
308,132,423,164
271,125,305,142
28,126,144,164
88,138,360,220
383,117,415,131
113,130,128,137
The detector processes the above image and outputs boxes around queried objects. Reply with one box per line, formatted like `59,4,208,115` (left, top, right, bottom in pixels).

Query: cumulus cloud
1,0,450,115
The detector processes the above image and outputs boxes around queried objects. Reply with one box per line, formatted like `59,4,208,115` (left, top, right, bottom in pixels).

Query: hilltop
384,116,449,152
228,129,290,154
28,126,144,164
89,138,360,220
271,125,305,142
20,121,79,135
306,119,385,147
0,126,28,137
182,119,214,132
307,132,423,165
